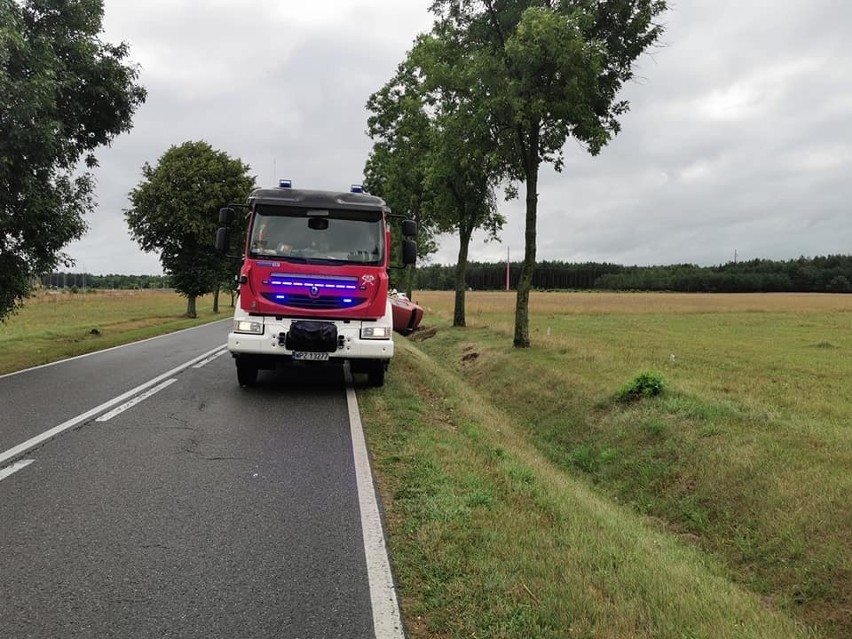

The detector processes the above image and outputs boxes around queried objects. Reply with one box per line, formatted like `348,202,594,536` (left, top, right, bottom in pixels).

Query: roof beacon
279,179,292,189
350,184,364,194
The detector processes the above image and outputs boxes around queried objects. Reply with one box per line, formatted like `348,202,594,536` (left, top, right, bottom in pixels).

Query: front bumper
228,317,394,360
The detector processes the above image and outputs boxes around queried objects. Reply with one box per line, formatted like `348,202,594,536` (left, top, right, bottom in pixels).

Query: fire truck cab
215,181,416,387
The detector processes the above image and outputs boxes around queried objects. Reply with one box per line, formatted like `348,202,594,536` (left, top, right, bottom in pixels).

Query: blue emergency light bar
266,273,360,291
277,180,365,192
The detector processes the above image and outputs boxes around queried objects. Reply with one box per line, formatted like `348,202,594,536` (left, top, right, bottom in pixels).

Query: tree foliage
366,32,505,325
428,0,666,346
364,57,439,299
125,141,255,317
0,0,146,321
416,33,505,326
365,53,439,262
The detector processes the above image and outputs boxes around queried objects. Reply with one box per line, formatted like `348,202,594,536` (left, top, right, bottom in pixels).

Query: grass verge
358,291,851,638
0,289,227,375
359,338,814,638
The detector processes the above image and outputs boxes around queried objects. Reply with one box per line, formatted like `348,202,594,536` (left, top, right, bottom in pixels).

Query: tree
365,54,439,298
366,33,505,325
430,0,666,346
0,0,146,321
415,32,505,326
363,146,432,297
125,141,255,318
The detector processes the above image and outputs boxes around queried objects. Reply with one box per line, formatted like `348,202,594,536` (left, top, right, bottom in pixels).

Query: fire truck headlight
361,326,392,339
234,320,263,335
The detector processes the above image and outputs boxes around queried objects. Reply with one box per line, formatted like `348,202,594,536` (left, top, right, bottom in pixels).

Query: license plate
292,351,330,361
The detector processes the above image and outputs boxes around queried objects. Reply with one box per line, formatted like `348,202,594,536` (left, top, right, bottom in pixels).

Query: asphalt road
0,321,402,638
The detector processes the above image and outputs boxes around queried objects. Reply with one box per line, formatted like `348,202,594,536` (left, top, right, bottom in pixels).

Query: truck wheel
236,359,258,387
367,361,386,387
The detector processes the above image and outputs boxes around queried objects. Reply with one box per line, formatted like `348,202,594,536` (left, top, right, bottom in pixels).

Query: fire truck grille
261,293,367,310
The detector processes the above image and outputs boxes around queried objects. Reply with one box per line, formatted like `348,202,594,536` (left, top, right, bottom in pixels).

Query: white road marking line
0,459,34,482
95,378,178,422
0,343,227,467
192,349,228,368
344,364,405,639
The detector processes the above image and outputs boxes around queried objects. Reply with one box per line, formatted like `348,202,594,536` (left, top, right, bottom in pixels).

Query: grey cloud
68,0,852,274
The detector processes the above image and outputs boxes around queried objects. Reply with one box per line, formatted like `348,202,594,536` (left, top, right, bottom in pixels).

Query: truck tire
236,358,258,387
367,360,386,387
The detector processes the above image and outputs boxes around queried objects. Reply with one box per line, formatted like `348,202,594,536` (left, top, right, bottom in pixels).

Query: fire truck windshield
248,206,384,265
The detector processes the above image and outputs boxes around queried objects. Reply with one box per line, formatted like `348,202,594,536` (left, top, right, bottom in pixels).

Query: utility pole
505,247,510,291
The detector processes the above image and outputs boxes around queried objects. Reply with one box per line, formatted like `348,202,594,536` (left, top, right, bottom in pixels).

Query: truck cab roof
248,187,389,212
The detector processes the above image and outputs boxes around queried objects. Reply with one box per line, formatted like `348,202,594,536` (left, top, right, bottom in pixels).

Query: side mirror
218,207,234,225
215,227,231,253
401,219,417,237
402,239,417,265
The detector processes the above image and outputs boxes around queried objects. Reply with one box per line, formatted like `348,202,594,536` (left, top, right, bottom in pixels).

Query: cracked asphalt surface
0,321,377,638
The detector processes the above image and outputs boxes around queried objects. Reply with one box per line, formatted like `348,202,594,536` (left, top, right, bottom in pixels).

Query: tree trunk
186,295,197,318
453,225,473,327
213,284,220,314
513,127,540,348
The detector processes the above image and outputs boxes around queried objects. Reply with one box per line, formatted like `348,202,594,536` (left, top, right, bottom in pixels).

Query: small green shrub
618,370,666,402
570,444,598,473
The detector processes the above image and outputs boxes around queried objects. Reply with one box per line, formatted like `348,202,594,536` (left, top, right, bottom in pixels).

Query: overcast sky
66,0,852,275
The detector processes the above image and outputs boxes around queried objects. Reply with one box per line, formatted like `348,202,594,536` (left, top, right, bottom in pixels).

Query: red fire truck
215,180,416,387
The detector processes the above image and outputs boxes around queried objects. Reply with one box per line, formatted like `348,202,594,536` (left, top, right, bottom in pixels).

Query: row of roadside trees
3,0,668,341
363,0,667,345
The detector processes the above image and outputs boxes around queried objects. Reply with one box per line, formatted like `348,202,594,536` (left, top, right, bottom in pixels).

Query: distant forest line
43,254,852,294
40,273,170,290
415,255,852,293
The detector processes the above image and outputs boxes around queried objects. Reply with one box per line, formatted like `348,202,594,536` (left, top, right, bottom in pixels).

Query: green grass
358,292,851,638
360,340,815,638
0,289,227,375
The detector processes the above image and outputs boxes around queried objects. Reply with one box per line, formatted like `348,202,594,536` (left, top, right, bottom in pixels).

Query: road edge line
344,364,406,639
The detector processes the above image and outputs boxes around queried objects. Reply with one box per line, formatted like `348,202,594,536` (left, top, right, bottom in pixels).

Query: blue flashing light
268,278,357,291
279,179,292,188
342,298,354,304
275,294,287,301
350,184,363,193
